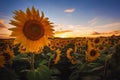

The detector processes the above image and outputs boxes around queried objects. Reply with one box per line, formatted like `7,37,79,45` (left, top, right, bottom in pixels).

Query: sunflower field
0,35,120,80
0,7,120,80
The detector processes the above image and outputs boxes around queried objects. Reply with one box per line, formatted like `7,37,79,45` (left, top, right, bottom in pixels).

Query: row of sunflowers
0,35,120,80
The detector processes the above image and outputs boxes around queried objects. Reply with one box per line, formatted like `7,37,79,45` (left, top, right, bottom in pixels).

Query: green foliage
27,64,52,80
69,61,104,80
0,67,18,80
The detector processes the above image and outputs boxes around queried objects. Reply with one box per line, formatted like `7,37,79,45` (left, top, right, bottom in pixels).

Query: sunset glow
0,0,120,38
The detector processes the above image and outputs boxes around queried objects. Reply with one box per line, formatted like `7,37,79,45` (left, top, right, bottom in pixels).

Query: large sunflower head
9,6,54,53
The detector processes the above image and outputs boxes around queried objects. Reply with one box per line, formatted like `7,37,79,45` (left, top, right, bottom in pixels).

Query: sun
54,33,68,38
60,34,67,38
9,6,54,53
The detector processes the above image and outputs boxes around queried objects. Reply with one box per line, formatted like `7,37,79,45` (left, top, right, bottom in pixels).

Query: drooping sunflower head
54,49,61,64
9,6,54,53
66,48,73,60
0,56,5,68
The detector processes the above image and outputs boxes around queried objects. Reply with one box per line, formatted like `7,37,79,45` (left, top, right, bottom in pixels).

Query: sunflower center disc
23,20,44,41
90,49,97,56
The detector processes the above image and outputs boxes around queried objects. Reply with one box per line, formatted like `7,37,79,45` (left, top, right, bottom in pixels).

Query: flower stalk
31,54,34,70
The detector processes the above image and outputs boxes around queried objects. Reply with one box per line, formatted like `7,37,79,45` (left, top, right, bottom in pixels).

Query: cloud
89,22,120,36
54,24,95,37
0,19,12,39
101,22,120,28
0,20,6,29
91,31,100,35
88,17,98,26
93,22,120,32
0,34,10,39
90,30,120,37
64,8,75,13
53,20,120,37
55,30,73,34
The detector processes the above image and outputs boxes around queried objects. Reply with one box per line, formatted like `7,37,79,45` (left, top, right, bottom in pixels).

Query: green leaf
38,59,48,65
46,52,52,56
90,66,104,72
98,53,108,62
27,70,36,80
51,53,56,59
51,68,61,75
88,63,101,68
13,54,28,60
37,65,52,80
69,72,79,80
27,66,52,80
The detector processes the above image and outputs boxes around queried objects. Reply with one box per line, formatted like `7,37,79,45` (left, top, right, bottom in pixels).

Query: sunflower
9,6,54,53
74,39,82,52
54,49,61,64
66,48,76,64
60,44,65,49
75,41,81,48
71,59,76,64
66,48,73,60
54,39,61,48
97,45,106,51
86,49,100,62
48,39,56,50
87,40,96,50
103,38,109,45
66,39,71,44
48,44,56,51
62,39,69,46
94,38,100,44
0,56,5,68
5,46,15,60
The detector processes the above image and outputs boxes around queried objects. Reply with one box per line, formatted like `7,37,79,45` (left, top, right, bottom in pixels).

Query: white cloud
0,19,12,39
94,22,120,32
64,8,75,13
88,17,98,26
101,22,120,28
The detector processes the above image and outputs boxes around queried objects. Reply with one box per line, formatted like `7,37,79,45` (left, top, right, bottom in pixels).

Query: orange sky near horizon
0,19,120,39
0,20,120,38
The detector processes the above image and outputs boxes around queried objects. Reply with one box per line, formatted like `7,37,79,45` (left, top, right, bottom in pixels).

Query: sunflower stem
103,59,108,80
31,53,34,70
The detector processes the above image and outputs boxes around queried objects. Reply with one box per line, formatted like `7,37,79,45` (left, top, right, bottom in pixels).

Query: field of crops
0,35,120,80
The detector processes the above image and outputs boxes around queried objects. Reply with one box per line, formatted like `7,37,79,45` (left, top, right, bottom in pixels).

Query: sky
0,0,120,38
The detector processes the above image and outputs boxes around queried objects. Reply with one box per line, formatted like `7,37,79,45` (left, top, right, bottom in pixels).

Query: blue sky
0,0,120,38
